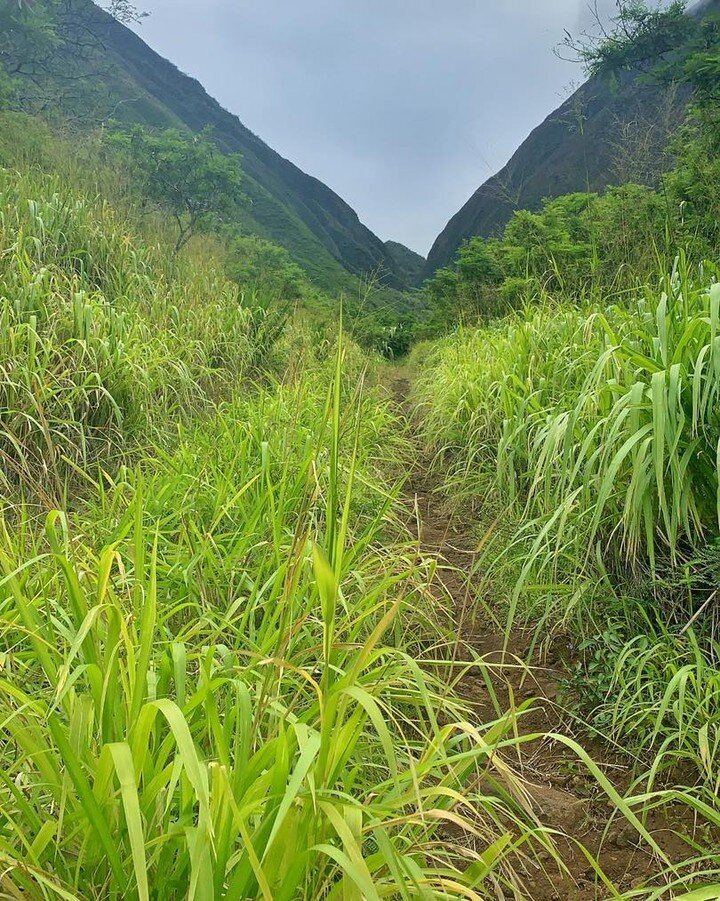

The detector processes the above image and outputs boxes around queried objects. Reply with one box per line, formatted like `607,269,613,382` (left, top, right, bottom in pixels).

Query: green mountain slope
426,69,688,276
7,0,408,293
384,241,426,289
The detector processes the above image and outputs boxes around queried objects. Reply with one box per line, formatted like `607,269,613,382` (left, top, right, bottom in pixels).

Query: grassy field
3,76,720,901
0,159,600,899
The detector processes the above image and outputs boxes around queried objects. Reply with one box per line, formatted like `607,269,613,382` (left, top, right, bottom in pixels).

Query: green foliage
0,0,61,81
413,264,720,873
425,237,503,326
412,10,720,874
227,234,306,302
12,8,720,891
109,126,245,254
383,240,426,289
0,0,416,301
425,187,668,328
0,366,556,897
424,2,720,339
501,193,597,294
417,262,720,593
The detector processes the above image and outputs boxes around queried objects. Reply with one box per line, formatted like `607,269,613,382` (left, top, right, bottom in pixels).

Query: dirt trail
391,370,692,900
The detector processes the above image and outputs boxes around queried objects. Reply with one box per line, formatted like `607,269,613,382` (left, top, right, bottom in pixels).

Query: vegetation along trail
389,368,710,899
5,0,720,897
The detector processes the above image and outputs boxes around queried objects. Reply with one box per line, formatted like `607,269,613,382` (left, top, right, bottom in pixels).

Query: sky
129,1,618,255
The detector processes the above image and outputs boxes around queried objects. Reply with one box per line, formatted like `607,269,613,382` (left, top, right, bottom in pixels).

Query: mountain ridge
68,1,410,292
426,0,720,278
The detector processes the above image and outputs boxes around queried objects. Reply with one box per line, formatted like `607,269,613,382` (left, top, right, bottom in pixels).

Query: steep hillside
426,70,688,275
9,0,408,293
427,0,720,278
384,241,426,288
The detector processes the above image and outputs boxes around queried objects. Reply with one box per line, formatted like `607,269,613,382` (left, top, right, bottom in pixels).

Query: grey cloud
131,1,610,254
576,0,620,29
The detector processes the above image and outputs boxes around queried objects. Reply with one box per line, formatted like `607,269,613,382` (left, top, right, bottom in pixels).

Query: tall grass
0,166,283,504
0,349,570,898
415,260,720,606
0,151,584,898
413,261,720,879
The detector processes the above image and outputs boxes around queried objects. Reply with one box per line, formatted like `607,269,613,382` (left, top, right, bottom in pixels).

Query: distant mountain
22,1,410,293
427,0,720,278
426,70,688,276
384,242,426,289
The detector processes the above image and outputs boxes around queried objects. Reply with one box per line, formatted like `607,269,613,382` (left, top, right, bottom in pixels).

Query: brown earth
390,371,701,900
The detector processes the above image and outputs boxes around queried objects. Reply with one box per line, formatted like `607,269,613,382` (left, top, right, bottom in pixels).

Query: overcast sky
129,1,618,255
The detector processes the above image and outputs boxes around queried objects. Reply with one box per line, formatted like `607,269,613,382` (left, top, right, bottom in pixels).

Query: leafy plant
109,126,245,254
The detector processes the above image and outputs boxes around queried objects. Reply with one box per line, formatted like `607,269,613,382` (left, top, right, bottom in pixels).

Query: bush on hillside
0,167,265,503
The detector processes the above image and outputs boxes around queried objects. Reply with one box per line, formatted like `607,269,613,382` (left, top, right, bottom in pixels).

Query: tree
456,235,502,286
0,0,147,114
103,0,146,22
110,126,245,254
424,237,504,327
501,193,597,286
561,1,693,79
226,236,306,302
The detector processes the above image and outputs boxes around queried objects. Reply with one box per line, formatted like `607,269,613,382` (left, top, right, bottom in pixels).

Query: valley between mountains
2,0,720,897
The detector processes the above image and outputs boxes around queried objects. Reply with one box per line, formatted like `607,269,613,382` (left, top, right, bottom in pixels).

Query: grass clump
413,261,720,879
